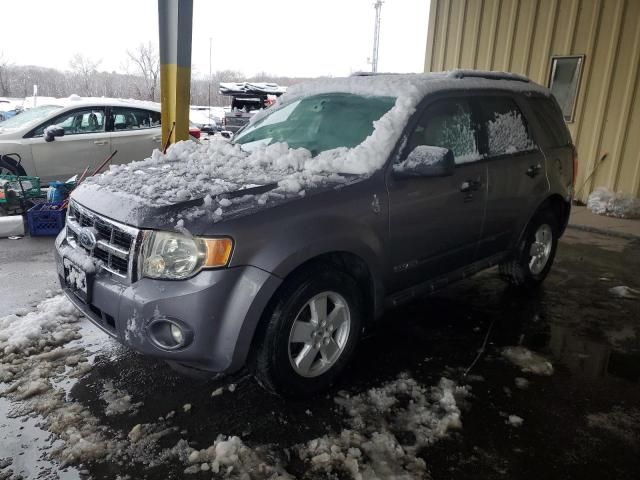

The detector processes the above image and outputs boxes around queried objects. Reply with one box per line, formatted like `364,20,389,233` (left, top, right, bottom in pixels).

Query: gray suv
55,70,575,397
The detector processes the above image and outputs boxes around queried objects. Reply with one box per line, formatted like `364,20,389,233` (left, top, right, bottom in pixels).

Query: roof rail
350,71,402,77
447,69,530,83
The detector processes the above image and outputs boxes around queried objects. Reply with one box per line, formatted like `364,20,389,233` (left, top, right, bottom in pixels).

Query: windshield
0,105,63,130
234,93,396,156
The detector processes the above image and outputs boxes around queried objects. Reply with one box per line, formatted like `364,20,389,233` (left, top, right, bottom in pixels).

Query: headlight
141,231,233,280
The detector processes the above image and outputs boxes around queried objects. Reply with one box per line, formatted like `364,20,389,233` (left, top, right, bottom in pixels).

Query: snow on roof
219,82,287,96
284,70,547,101
21,95,161,111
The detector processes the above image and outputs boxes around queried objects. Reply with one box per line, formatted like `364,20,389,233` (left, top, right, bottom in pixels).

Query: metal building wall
424,0,640,201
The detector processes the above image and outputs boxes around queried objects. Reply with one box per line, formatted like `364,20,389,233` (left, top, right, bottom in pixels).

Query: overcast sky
2,0,429,78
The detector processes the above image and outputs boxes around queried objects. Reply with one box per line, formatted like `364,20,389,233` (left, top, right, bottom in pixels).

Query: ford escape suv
55,70,575,397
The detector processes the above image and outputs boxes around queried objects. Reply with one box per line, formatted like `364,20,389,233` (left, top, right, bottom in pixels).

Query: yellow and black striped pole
158,0,193,147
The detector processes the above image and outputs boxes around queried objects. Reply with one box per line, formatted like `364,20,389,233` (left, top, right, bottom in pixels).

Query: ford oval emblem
78,228,97,250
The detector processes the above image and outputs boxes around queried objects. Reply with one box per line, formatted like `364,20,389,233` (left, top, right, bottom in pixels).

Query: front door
386,97,488,292
28,107,110,183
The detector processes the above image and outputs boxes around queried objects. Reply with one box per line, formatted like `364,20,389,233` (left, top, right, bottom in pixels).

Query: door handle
526,164,542,178
93,140,108,145
460,179,482,193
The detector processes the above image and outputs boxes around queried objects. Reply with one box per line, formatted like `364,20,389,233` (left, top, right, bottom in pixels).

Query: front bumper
55,230,281,373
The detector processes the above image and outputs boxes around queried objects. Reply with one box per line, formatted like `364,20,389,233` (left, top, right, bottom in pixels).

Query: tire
0,155,26,176
499,210,559,288
253,266,363,398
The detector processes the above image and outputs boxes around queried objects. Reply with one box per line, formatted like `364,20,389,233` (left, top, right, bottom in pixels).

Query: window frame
395,94,483,169
547,54,585,123
472,94,540,161
24,106,108,139
108,107,161,132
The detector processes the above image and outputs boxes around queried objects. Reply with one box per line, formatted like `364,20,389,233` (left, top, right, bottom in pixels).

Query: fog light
170,324,184,344
148,319,191,350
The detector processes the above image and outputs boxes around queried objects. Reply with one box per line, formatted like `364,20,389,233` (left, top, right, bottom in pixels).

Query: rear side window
477,97,536,156
527,96,572,148
406,99,481,164
110,108,161,131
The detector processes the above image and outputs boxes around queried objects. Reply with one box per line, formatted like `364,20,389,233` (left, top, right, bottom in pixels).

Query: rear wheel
0,155,25,176
253,267,363,397
499,210,559,288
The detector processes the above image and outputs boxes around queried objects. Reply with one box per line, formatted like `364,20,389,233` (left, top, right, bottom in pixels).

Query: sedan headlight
141,231,233,280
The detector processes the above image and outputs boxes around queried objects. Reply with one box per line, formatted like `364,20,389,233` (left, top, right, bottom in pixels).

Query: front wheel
499,210,559,288
253,267,363,397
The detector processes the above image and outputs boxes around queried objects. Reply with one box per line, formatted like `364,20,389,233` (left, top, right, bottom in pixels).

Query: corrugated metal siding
425,0,640,201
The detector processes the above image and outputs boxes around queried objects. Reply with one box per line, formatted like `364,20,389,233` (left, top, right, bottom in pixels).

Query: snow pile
609,285,638,299
507,415,524,427
586,407,640,444
502,346,554,375
176,435,291,478
101,381,142,416
298,375,470,479
587,187,640,219
0,294,81,359
87,137,348,216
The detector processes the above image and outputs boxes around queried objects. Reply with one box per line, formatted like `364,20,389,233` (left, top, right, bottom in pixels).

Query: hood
71,175,361,234
76,137,371,234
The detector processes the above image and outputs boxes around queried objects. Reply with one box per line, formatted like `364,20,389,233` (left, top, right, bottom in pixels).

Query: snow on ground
609,285,638,299
1,295,473,478
586,407,640,445
507,415,524,427
514,377,530,389
0,294,81,361
502,346,554,376
101,380,142,416
587,187,640,219
297,375,470,479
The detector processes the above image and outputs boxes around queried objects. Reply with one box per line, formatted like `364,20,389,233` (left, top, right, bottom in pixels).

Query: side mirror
393,145,455,178
44,125,65,143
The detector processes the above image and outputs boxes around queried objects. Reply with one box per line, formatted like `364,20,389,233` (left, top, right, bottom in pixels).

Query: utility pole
371,0,384,73
158,0,193,146
208,37,212,121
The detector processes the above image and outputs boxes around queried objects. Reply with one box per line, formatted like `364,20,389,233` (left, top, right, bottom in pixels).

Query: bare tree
69,53,102,96
126,42,160,101
0,51,10,97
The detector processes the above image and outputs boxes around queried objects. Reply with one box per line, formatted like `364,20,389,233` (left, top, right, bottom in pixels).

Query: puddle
0,397,82,480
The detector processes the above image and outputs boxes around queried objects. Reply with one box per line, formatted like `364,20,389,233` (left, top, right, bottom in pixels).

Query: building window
548,55,584,123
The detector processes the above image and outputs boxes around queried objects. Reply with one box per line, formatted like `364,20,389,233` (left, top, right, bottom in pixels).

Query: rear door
386,96,488,292
474,95,549,259
27,107,110,183
108,107,162,164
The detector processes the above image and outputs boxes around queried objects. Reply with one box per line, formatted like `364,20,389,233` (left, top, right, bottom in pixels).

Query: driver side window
33,108,106,137
405,99,481,165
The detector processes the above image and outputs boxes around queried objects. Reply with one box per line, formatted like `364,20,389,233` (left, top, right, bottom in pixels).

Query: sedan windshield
234,93,396,156
0,105,63,130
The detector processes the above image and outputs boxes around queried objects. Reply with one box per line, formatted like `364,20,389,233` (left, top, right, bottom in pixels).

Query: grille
66,201,140,281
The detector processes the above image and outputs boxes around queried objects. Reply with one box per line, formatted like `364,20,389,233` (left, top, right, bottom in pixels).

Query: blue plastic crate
27,202,66,236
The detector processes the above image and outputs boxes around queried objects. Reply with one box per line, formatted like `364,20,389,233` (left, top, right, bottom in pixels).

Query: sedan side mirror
393,145,455,178
44,125,65,143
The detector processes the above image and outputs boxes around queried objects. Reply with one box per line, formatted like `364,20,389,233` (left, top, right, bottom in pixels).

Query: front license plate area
63,257,92,303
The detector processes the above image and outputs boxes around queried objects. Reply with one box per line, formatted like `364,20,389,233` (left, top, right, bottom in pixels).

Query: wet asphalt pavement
1,228,639,479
